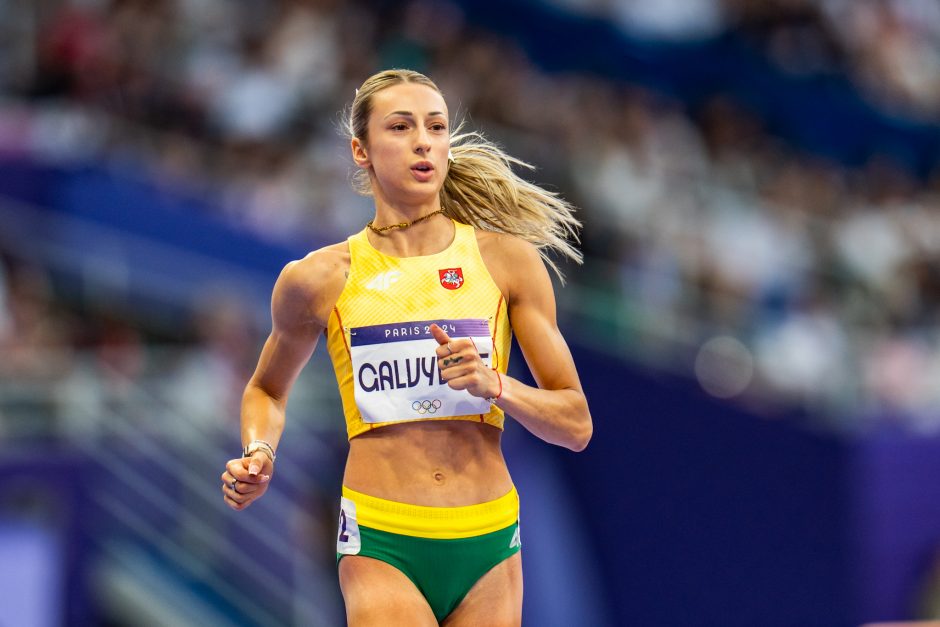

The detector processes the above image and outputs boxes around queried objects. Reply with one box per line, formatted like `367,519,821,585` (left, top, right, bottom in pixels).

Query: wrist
486,370,503,405
243,439,276,463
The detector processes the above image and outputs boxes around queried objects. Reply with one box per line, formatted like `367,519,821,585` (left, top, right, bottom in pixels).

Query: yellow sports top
326,219,511,440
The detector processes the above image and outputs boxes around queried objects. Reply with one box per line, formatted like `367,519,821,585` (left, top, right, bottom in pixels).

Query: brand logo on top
365,270,401,291
439,268,464,290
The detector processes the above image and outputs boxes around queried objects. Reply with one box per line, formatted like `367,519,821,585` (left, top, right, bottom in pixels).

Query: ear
351,137,370,168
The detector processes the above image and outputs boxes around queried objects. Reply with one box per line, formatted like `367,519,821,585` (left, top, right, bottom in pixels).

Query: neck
366,205,454,258
370,192,443,229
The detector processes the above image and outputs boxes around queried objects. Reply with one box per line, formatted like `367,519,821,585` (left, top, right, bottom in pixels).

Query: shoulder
475,229,539,263
273,241,350,330
474,229,549,304
278,241,349,296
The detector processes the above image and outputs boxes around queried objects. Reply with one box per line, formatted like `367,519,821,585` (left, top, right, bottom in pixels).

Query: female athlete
220,69,592,626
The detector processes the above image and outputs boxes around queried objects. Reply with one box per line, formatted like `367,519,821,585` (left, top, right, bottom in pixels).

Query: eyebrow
384,110,447,119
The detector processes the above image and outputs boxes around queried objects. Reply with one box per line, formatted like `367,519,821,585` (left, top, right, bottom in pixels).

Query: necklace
367,208,445,234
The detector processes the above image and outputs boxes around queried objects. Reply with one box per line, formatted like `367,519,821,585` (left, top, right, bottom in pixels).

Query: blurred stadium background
2,0,940,625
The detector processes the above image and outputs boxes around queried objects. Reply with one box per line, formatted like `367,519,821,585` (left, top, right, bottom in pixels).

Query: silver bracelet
243,439,276,463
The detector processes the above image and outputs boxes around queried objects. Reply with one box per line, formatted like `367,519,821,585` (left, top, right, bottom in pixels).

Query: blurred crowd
553,0,940,121
0,251,261,437
730,0,940,120
1,0,940,430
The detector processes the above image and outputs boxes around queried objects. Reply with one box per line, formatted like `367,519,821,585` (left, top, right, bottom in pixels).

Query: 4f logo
438,268,464,290
365,270,401,291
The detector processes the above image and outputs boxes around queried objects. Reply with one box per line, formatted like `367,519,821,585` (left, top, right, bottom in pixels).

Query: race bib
336,496,361,555
349,318,493,423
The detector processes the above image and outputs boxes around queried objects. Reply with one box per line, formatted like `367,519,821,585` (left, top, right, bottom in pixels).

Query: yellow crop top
325,220,512,440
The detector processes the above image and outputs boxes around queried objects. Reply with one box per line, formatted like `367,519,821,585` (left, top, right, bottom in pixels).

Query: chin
401,182,443,200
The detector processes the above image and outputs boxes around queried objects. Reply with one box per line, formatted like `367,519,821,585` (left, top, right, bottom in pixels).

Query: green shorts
336,486,522,622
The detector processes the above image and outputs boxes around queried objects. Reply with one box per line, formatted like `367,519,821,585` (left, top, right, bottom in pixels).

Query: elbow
567,420,593,453
564,398,592,452
245,379,286,405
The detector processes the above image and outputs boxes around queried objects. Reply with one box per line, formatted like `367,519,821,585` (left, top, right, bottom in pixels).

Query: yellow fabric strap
342,486,519,539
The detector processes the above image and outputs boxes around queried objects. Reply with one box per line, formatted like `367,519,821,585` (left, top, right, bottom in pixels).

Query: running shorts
336,485,522,622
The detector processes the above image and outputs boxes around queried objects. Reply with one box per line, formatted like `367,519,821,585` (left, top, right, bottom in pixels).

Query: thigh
442,552,523,627
339,556,439,627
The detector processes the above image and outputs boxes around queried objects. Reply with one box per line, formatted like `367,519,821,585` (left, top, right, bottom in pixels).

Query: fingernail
249,463,260,475
261,474,271,482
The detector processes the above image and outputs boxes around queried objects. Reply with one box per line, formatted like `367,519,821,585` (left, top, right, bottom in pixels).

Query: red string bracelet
487,370,503,404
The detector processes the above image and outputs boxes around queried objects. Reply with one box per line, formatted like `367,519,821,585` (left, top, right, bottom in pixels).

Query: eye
390,122,409,131
430,123,447,132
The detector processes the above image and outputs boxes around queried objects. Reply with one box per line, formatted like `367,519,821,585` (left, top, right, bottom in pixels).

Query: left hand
220,455,272,511
430,324,500,400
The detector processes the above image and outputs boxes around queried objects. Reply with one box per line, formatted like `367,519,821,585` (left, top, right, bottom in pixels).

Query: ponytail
441,124,582,281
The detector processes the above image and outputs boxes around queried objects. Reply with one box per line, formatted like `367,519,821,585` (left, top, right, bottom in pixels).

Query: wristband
243,439,276,463
486,371,503,405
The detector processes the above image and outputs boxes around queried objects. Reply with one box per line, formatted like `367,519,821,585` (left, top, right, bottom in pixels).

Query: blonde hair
346,69,582,279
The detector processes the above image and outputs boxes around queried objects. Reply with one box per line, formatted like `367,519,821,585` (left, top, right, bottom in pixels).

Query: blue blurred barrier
0,158,313,325
547,343,940,626
851,431,940,623
0,450,93,625
0,520,63,627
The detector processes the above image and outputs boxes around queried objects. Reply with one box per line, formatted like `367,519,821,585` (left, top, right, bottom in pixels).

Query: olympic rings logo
412,399,442,414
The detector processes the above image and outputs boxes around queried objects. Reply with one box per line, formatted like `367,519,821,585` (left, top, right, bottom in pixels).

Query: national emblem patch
438,267,464,290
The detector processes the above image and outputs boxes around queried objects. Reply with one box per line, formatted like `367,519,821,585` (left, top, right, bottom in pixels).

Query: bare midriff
343,420,513,507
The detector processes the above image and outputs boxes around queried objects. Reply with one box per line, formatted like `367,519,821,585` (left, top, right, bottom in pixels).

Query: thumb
247,452,268,479
429,323,451,346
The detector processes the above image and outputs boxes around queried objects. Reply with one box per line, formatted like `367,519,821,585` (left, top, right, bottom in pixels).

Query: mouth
410,161,435,182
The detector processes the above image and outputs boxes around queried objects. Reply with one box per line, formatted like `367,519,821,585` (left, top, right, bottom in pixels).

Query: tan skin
220,83,592,626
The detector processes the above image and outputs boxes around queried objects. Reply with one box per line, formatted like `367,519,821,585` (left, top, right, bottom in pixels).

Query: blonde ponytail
347,69,582,280
442,124,582,281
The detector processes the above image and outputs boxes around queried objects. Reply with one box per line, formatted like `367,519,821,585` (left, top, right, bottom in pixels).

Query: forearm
495,374,592,451
241,381,287,450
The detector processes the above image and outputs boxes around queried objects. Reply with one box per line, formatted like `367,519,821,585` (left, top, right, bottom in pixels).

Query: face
352,82,450,204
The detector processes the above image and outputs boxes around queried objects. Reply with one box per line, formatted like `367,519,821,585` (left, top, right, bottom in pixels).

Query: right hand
220,453,273,511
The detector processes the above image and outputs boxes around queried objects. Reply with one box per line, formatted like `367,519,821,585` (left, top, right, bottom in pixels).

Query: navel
432,471,446,484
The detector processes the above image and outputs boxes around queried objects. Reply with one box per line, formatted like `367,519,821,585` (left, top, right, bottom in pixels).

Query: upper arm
490,236,583,394
249,248,347,402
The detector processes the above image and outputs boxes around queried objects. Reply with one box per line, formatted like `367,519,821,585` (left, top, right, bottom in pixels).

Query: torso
345,421,512,505
303,220,516,506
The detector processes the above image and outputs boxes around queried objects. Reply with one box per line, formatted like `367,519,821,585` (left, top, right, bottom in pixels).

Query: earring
448,149,455,162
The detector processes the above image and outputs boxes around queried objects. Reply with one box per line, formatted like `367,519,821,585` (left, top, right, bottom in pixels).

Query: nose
414,127,431,155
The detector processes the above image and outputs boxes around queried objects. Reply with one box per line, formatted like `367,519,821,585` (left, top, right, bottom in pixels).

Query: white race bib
336,497,361,555
349,318,493,423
